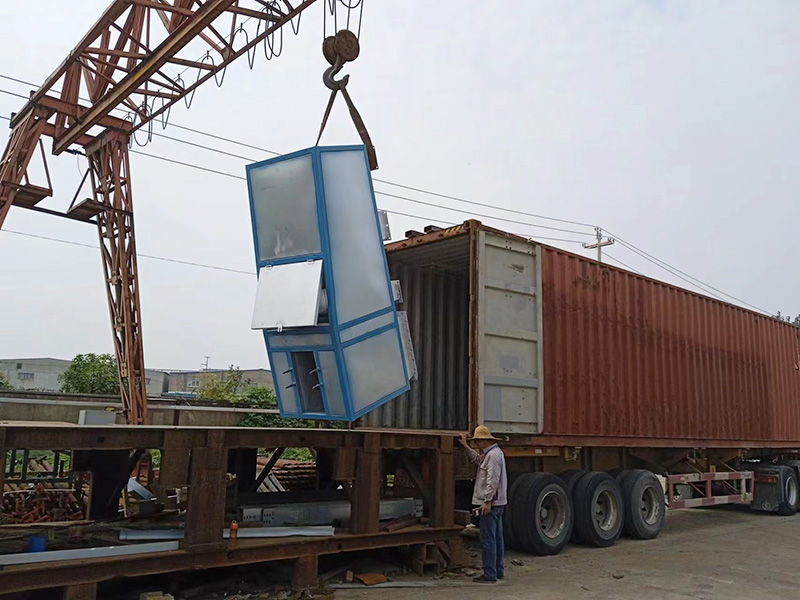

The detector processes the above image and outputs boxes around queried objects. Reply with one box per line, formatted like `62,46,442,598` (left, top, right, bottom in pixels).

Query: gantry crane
0,0,367,424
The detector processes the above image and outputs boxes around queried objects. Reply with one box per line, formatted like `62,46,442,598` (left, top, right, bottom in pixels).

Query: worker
458,424,507,583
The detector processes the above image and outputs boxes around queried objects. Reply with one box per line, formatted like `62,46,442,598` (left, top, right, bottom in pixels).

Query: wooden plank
381,515,420,532
432,437,455,528
291,555,319,591
0,527,462,594
0,424,454,453
350,434,381,534
332,447,356,481
159,429,191,486
183,430,227,552
62,582,97,600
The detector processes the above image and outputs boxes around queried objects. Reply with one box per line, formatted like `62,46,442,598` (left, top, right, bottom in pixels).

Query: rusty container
364,220,800,447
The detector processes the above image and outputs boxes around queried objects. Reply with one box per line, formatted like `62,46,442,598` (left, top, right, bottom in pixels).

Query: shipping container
365,220,800,448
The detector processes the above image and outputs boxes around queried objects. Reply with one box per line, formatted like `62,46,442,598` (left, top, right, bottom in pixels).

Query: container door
476,231,544,434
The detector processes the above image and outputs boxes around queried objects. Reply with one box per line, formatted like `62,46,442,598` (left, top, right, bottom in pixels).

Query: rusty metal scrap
2,456,87,524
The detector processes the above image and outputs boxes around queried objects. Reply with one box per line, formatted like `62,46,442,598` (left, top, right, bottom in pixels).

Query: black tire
559,470,590,496
512,473,573,556
558,470,589,542
777,466,799,516
608,468,630,483
503,473,526,549
573,471,624,547
619,470,666,539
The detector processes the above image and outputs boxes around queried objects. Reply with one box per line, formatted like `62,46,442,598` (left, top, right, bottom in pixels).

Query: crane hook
316,30,377,170
323,55,349,91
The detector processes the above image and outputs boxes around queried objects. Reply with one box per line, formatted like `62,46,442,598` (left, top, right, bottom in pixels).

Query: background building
166,368,274,394
0,358,168,396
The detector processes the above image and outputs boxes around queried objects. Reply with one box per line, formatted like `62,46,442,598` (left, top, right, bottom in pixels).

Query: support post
446,535,466,567
432,436,455,528
228,447,258,493
350,433,381,533
291,555,319,591
86,131,148,424
184,430,227,552
159,430,191,487
62,582,98,600
0,429,6,496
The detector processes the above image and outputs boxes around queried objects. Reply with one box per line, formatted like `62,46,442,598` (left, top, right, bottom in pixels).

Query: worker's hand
481,501,492,516
458,434,469,447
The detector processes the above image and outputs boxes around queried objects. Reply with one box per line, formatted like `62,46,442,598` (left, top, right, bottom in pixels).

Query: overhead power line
0,73,597,230
1,229,256,275
604,230,771,315
0,85,592,238
127,147,589,242
603,252,642,275
0,77,774,313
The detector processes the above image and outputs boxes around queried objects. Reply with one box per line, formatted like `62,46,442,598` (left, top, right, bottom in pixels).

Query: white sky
0,0,798,370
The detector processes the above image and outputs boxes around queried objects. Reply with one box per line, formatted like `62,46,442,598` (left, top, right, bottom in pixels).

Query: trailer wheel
558,470,589,543
559,470,590,495
608,468,630,483
777,467,799,516
503,473,526,549
511,473,573,556
573,471,624,547
620,470,666,539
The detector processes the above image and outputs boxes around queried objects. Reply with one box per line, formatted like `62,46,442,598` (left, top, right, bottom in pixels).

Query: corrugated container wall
542,246,800,442
364,234,470,430
366,222,800,446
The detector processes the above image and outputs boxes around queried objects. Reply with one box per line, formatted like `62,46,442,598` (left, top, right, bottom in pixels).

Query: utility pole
583,227,615,263
201,356,211,371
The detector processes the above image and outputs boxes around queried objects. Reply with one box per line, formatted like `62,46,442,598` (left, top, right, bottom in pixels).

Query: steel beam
86,132,148,424
0,107,52,227
53,0,236,154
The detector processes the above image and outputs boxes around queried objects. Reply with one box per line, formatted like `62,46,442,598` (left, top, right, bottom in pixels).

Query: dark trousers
479,505,505,580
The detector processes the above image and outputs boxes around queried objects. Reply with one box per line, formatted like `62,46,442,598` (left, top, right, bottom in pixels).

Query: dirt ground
338,507,800,600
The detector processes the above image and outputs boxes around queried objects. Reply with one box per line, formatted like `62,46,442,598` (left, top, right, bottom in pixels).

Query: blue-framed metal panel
340,322,399,349
249,145,410,421
246,147,324,272
339,305,395,331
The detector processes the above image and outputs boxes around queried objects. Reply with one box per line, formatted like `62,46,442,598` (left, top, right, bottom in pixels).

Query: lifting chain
315,30,378,170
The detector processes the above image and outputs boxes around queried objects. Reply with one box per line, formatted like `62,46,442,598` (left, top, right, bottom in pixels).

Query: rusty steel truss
0,0,319,423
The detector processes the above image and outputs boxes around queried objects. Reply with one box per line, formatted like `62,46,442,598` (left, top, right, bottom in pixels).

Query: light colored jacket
464,443,507,506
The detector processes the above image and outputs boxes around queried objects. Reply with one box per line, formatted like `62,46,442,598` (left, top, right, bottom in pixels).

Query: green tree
0,371,12,390
59,353,119,395
197,365,243,402
773,312,800,328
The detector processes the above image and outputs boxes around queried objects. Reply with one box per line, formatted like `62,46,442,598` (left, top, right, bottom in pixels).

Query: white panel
391,280,403,303
344,329,408,412
249,154,321,261
479,234,543,434
339,312,396,343
251,261,322,330
321,150,392,325
397,311,418,381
